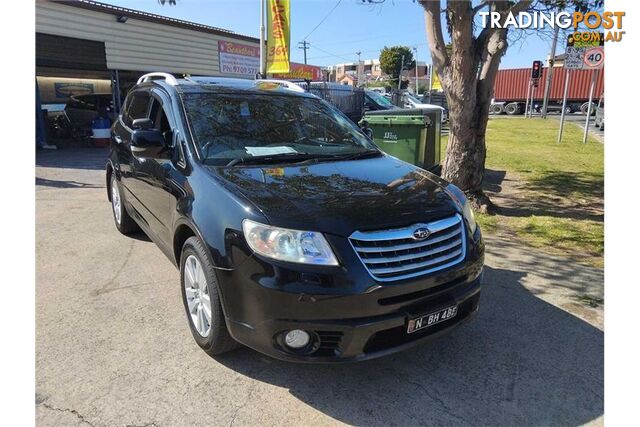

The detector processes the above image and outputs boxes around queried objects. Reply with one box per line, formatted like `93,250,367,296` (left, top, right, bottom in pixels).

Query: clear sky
100,0,560,69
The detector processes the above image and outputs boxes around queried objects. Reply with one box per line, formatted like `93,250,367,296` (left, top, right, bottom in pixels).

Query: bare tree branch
418,0,450,79
506,0,534,16
472,1,489,15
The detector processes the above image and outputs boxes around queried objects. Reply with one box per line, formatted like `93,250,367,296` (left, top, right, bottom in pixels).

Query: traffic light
531,60,542,79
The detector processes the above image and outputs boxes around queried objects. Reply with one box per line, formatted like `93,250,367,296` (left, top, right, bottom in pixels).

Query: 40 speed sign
583,47,605,69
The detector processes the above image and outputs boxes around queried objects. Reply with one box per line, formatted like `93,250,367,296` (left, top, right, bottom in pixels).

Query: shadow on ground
36,147,109,171
483,169,603,222
35,177,103,189
214,266,603,426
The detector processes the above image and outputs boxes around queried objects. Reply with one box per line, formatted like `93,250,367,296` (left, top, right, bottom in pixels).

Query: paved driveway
36,148,603,426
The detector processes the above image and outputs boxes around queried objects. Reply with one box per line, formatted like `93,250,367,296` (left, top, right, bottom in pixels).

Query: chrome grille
349,214,466,282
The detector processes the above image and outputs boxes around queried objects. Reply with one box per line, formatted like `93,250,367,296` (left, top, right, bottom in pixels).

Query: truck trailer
491,66,604,115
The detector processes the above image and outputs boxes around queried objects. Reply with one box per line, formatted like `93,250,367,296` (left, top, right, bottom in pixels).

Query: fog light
284,329,310,349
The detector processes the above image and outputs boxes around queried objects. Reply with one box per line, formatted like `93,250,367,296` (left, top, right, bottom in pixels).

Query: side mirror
131,128,166,158
132,118,153,130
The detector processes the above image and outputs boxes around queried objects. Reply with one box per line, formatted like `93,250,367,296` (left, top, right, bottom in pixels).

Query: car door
112,90,153,217
129,90,186,246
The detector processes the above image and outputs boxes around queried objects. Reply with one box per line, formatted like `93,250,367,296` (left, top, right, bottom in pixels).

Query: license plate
407,305,458,334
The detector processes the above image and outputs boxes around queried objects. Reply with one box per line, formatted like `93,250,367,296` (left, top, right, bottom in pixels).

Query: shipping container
492,66,604,115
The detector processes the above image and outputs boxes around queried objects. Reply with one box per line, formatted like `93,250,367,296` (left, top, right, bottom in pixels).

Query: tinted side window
125,92,151,127
120,95,132,124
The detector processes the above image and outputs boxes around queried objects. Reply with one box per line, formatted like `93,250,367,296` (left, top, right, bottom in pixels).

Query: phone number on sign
221,64,258,75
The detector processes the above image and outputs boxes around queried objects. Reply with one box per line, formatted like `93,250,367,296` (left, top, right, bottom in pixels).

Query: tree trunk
419,0,529,211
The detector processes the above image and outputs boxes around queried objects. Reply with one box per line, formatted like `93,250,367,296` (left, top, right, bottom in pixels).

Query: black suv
106,73,484,362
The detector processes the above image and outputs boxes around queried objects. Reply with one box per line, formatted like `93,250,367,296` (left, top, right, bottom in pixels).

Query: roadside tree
364,0,601,211
379,46,415,88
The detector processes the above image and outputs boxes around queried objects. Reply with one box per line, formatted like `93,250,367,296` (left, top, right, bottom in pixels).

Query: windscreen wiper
329,149,383,162
226,152,319,167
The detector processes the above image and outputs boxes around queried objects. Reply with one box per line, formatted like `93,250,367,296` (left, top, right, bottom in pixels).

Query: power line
302,0,342,41
308,44,429,61
309,45,359,62
311,32,423,48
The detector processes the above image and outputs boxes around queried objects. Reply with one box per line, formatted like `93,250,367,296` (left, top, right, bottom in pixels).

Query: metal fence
296,82,365,124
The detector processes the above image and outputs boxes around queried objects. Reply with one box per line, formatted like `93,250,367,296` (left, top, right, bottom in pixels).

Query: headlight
242,220,339,266
445,184,477,234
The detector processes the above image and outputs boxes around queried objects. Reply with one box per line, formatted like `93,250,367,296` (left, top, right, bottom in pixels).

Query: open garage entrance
35,0,261,149
36,33,146,148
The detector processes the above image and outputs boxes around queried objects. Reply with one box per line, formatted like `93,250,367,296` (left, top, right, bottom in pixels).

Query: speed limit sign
583,47,604,69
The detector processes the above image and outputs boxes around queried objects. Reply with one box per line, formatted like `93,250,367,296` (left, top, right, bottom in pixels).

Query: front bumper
216,229,484,363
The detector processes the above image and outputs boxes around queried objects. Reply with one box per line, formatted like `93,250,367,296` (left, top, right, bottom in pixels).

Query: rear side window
124,92,151,127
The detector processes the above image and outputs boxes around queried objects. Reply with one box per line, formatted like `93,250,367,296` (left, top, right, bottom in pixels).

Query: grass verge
442,117,604,267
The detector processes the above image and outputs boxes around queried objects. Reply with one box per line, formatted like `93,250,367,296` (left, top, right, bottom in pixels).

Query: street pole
428,63,433,103
542,25,559,119
529,81,537,118
356,51,362,86
524,79,532,119
259,0,266,78
582,68,598,144
398,54,404,90
413,46,419,95
557,70,571,143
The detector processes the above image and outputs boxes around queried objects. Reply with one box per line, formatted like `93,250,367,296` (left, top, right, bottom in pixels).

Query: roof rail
256,79,306,93
137,72,178,86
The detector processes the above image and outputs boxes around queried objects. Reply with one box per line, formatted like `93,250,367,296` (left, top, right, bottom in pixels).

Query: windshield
366,90,395,108
405,93,423,104
182,93,377,166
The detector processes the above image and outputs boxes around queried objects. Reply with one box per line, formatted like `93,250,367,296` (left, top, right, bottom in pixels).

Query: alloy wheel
183,254,212,337
111,180,121,225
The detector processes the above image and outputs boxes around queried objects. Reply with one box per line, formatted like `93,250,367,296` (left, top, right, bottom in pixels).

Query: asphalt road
36,148,603,426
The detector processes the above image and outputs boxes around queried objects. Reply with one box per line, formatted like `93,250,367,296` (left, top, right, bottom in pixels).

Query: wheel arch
172,219,224,270
105,160,115,202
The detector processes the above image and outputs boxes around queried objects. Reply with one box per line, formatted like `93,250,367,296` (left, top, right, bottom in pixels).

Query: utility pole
413,46,419,95
428,63,433,103
541,25,559,118
259,0,266,78
398,54,405,90
356,51,362,86
298,41,310,64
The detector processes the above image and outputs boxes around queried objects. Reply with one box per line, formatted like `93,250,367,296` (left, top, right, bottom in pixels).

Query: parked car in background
402,92,448,122
54,94,114,139
107,73,484,363
364,89,400,112
594,97,604,131
368,86,389,96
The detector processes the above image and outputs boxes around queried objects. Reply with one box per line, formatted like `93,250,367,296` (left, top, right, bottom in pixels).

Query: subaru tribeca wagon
106,73,484,362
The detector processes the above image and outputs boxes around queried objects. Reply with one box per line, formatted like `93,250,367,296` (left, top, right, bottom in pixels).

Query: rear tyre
110,175,139,235
180,236,239,356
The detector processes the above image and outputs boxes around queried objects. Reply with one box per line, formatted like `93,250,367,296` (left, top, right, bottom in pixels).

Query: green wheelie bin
360,107,442,172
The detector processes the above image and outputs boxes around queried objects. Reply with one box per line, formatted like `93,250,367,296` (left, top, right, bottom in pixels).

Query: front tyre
180,236,238,356
110,175,139,235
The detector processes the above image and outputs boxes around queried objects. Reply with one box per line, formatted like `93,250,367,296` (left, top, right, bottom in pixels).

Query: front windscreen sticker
245,146,297,156
240,101,250,117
